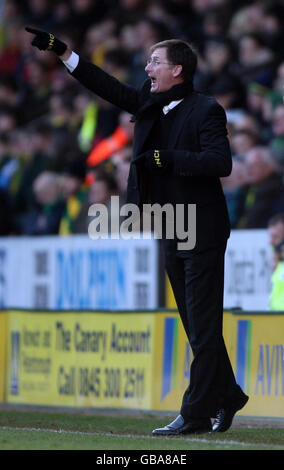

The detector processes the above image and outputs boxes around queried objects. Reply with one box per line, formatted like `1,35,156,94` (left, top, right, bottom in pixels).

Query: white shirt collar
163,99,183,115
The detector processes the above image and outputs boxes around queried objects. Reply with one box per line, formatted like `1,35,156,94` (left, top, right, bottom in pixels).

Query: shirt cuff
62,51,79,73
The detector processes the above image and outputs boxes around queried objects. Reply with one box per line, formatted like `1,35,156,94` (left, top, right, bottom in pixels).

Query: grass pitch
0,408,283,450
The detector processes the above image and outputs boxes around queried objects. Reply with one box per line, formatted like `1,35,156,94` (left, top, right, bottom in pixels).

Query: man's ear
172,64,183,78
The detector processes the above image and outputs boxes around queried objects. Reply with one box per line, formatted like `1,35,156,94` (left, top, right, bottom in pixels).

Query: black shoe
152,414,212,436
212,394,249,433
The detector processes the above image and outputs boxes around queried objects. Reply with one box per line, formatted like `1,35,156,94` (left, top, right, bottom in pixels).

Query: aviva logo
236,319,284,396
236,320,252,394
161,317,179,400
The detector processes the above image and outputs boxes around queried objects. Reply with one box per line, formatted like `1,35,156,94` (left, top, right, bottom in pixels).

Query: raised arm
25,27,140,115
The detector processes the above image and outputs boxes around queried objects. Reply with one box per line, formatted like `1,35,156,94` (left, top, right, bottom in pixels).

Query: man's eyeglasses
146,58,174,67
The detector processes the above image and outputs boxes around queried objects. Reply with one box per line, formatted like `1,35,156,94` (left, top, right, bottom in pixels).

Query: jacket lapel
132,113,159,160
167,92,198,149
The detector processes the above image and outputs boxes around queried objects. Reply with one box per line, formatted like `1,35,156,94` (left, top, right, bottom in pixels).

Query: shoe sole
152,427,212,436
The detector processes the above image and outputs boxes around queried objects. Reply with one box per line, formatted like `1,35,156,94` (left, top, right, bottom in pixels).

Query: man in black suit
26,28,248,434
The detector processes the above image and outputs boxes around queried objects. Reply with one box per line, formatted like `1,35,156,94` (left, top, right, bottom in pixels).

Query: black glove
135,149,172,171
25,27,67,56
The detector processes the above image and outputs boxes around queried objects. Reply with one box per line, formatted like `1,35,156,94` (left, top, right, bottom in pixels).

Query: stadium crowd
0,0,284,237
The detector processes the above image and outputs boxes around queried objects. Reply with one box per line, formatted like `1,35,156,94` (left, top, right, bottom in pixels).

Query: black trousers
162,240,246,419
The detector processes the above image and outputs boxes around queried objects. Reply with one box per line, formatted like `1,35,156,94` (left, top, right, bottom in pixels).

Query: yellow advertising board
231,313,284,417
6,311,155,409
4,309,284,418
165,276,177,309
152,312,188,411
0,312,7,402
151,311,284,418
151,312,232,412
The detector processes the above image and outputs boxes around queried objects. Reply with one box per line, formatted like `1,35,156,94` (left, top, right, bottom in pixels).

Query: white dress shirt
162,99,183,115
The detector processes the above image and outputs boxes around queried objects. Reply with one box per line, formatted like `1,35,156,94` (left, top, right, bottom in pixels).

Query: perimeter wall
1,309,283,418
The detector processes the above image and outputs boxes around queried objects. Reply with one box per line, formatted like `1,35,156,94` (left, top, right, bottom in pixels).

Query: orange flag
87,126,129,167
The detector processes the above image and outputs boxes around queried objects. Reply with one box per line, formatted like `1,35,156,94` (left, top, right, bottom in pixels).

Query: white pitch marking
0,426,279,449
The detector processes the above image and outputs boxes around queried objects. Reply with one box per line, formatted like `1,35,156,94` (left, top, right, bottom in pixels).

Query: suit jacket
71,57,232,252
